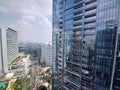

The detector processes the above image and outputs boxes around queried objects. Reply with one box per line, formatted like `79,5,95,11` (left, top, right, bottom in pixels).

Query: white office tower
0,27,18,76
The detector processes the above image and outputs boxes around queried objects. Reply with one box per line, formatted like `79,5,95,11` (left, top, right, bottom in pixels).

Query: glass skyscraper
52,0,120,90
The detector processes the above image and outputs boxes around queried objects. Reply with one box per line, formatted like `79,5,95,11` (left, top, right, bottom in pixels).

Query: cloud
0,0,52,43
0,0,52,16
0,0,24,13
21,15,36,22
0,6,8,13
35,0,52,16
10,14,52,43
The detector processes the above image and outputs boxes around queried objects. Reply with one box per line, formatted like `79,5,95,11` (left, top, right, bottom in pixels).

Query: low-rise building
10,55,31,76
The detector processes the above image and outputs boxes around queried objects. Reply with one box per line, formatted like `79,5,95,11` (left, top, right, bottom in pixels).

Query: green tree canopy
37,85,47,90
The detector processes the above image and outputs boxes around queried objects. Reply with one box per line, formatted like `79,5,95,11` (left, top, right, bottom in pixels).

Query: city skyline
0,0,52,43
1,0,120,90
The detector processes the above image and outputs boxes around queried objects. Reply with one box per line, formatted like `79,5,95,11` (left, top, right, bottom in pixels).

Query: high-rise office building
52,0,65,89
41,43,52,67
53,0,120,90
0,27,18,76
93,0,120,90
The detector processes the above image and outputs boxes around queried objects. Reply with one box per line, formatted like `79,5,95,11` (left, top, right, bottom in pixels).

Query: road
30,61,37,90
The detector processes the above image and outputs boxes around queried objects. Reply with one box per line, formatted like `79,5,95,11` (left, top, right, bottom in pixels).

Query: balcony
74,13,83,18
72,25,82,31
74,0,83,3
65,68,80,77
81,86,91,90
63,85,69,90
82,74,92,80
85,1,97,9
74,16,82,21
69,77,80,86
73,33,81,37
74,0,84,6
64,83,80,90
85,0,97,5
81,78,91,85
66,60,81,67
73,19,82,26
82,63,89,68
85,16,96,23
84,23,96,29
74,7,83,13
85,13,96,19
66,79,80,88
71,50,81,54
72,40,82,44
84,30,96,35
85,9,97,16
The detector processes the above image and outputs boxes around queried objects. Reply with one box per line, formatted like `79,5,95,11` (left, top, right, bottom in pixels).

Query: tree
37,85,47,90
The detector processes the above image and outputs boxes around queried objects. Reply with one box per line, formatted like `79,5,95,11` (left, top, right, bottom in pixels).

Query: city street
30,61,35,90
30,61,37,90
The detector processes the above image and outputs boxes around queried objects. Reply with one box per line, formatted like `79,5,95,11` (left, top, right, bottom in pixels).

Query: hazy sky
0,0,52,43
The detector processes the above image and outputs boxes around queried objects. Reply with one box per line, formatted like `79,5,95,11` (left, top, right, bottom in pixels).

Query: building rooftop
10,55,29,66
5,73,14,79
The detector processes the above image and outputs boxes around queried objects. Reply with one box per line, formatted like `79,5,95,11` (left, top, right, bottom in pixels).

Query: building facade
41,43,52,67
52,0,65,89
53,0,120,90
0,27,18,76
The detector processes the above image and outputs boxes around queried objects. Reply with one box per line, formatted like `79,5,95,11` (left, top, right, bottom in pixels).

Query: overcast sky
0,0,52,43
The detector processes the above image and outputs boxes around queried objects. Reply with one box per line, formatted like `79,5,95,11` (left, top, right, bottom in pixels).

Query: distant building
19,42,41,54
0,27,18,76
41,43,52,67
19,42,41,65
